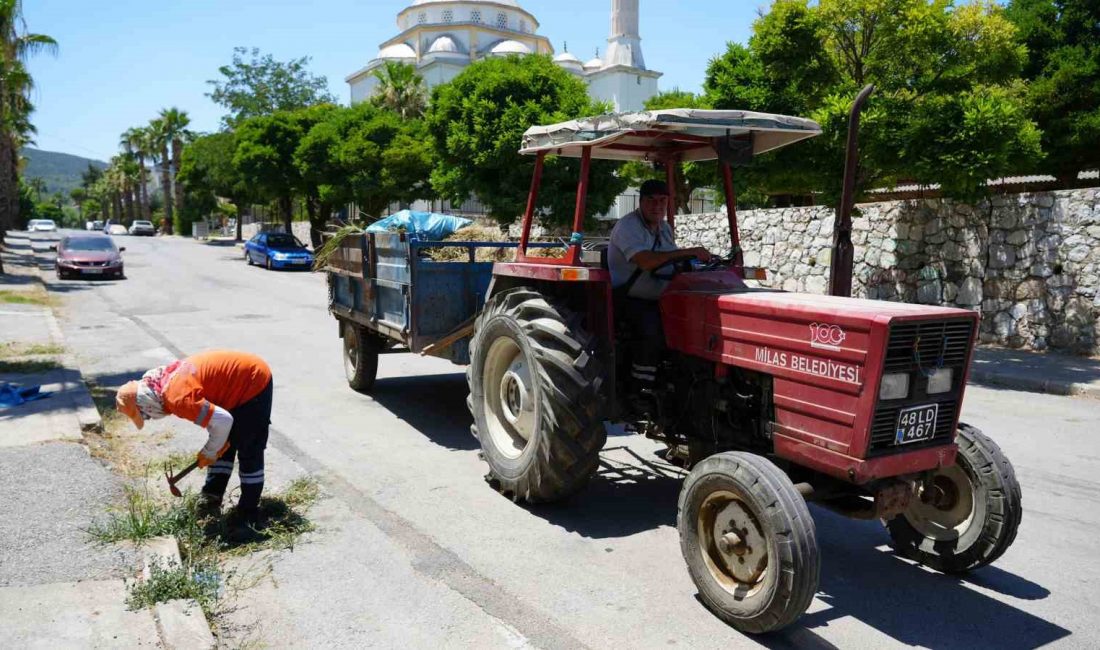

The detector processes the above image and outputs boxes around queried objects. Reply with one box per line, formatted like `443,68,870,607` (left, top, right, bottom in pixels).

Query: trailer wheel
678,452,819,634
886,423,1022,574
468,288,606,503
343,321,379,393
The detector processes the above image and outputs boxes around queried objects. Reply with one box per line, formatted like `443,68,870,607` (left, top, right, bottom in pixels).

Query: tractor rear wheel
678,452,819,634
886,423,1022,574
343,321,379,393
468,288,606,503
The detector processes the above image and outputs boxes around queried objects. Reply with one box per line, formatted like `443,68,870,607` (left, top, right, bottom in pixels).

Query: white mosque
345,0,662,113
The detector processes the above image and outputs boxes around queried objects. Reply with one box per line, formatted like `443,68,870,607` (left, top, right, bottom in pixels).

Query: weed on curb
0,342,64,359
87,470,322,618
0,289,49,305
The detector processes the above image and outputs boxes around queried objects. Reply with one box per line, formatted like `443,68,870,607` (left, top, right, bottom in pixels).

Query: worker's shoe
196,492,223,520
224,507,263,545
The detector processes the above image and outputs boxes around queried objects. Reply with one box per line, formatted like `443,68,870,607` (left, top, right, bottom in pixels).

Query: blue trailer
325,231,562,391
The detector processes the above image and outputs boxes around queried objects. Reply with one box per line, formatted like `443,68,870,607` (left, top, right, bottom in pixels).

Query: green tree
80,162,103,189
296,102,435,241
121,126,153,219
158,107,192,225
1005,0,1100,182
206,46,336,128
0,0,55,273
370,61,427,119
70,186,87,219
427,55,626,228
704,0,1041,202
27,173,43,200
178,131,252,241
149,116,173,232
233,111,310,234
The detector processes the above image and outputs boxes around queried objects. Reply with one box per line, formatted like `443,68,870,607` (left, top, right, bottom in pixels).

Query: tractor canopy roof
519,109,822,162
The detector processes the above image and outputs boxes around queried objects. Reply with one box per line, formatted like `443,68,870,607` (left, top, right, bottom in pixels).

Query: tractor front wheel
678,452,820,634
886,423,1022,573
468,288,606,503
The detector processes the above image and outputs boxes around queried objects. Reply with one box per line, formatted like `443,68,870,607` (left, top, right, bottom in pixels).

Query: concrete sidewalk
971,346,1100,399
0,234,165,648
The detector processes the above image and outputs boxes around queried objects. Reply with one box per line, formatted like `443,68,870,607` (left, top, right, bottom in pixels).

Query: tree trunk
171,139,184,222
0,137,10,276
138,155,150,219
233,200,244,242
123,179,135,222
280,195,293,235
159,147,173,234
310,200,332,249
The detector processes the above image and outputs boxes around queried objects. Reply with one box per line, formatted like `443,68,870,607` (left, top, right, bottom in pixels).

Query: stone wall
676,188,1100,354
239,221,312,243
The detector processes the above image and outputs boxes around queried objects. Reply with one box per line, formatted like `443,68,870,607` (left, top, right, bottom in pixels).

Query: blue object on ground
366,210,472,241
0,383,52,409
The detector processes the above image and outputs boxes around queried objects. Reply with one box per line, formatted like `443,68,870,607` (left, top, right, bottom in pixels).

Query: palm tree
0,0,56,272
370,61,427,119
149,116,173,233
121,127,151,219
159,107,191,222
70,187,86,219
27,174,43,200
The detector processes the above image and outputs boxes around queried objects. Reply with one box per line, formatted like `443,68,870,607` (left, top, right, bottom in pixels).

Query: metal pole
517,151,545,261
568,147,592,266
828,84,875,297
665,161,677,232
720,161,743,268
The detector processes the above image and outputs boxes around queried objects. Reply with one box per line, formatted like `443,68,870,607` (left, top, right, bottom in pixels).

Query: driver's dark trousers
620,297,664,392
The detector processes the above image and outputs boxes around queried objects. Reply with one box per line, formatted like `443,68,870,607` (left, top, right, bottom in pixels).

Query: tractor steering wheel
650,254,698,281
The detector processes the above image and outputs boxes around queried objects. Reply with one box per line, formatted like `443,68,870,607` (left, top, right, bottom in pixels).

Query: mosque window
442,9,453,23
470,10,481,23
417,12,427,25
519,19,528,33
495,12,507,30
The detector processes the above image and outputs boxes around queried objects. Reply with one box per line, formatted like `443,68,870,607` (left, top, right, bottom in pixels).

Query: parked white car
107,224,128,235
28,219,57,232
128,220,156,236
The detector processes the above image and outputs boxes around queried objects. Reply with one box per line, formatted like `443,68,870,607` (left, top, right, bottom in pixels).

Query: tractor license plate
895,404,939,445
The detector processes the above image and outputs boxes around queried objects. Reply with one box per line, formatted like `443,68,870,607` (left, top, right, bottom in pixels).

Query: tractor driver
608,179,712,409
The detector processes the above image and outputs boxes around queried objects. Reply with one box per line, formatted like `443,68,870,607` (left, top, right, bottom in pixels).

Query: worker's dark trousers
620,297,664,392
202,380,272,515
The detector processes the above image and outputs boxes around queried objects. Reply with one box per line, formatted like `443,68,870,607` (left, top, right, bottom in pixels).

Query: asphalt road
28,230,1100,649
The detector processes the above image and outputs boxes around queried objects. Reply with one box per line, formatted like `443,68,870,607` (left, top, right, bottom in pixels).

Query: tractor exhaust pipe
828,84,875,298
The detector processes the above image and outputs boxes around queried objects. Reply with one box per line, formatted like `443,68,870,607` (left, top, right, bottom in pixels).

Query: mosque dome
427,35,465,56
553,51,584,73
490,40,532,56
376,42,416,60
411,0,519,5
583,55,603,71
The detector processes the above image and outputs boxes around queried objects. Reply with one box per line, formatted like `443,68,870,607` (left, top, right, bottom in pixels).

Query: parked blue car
244,232,314,270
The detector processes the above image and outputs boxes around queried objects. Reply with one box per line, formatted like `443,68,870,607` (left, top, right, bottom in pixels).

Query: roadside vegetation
0,340,63,373
0,288,49,305
86,463,320,619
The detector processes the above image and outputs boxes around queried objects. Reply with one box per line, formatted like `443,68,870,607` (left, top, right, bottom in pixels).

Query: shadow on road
759,508,1066,649
368,371,479,451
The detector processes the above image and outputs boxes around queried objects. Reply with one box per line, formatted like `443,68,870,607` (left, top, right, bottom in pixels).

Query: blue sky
24,1,763,162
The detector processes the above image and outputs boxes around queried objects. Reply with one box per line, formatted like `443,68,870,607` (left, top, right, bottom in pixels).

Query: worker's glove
196,441,231,468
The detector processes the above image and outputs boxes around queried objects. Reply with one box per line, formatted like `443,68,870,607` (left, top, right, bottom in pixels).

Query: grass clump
0,342,64,359
0,289,49,305
312,225,364,271
85,486,197,544
126,557,221,614
0,358,62,374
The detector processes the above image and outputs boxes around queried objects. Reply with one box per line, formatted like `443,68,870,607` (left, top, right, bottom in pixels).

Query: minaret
605,0,645,69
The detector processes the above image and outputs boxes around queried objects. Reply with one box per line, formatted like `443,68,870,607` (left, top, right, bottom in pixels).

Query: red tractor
327,107,1022,634
464,109,1021,633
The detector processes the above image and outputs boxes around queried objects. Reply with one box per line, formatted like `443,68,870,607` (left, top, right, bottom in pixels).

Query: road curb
140,536,216,649
969,368,1100,400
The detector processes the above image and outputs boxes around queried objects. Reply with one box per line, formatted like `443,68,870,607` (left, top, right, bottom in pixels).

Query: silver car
128,220,156,236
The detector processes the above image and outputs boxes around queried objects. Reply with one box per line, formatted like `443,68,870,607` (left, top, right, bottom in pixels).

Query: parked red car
53,234,125,280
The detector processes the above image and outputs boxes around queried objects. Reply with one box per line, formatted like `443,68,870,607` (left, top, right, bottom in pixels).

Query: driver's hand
691,247,713,263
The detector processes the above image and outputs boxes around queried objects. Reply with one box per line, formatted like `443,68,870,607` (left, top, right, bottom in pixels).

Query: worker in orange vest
116,350,273,538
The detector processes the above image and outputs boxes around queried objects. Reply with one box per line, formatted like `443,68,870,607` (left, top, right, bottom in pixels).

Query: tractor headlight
879,373,910,400
927,368,953,394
